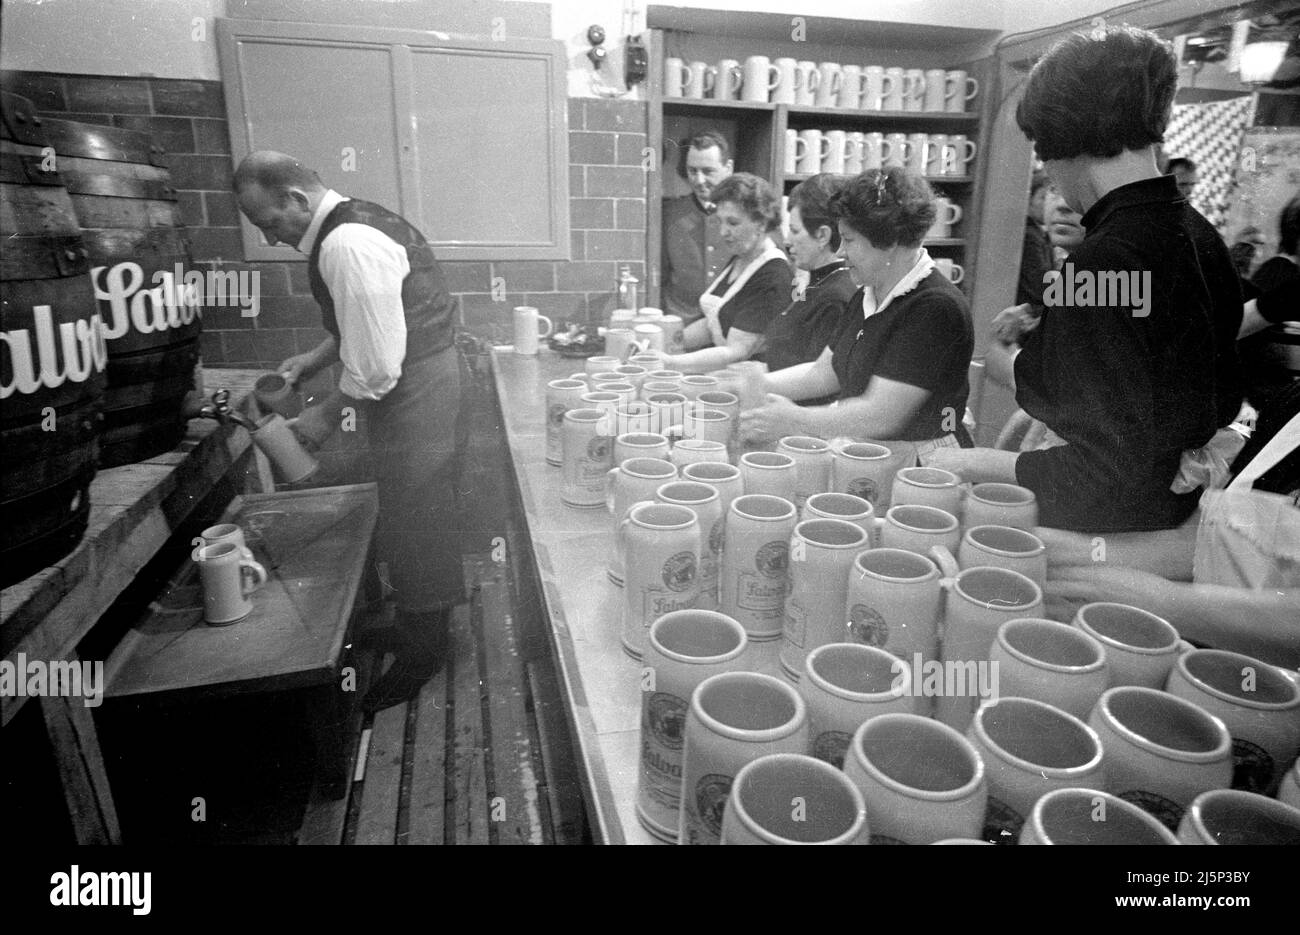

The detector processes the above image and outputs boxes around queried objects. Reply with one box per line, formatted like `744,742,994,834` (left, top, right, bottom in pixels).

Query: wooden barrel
1,92,105,588
40,116,202,467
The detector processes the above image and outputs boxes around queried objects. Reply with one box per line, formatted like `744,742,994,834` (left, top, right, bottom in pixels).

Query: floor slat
450,602,489,845
405,667,449,845
527,662,589,845
353,684,408,845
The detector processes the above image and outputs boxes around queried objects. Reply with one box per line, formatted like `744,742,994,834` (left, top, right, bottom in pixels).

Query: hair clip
875,171,890,205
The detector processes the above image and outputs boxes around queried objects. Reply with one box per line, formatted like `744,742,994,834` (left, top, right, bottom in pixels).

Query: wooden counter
491,349,782,845
1,367,264,842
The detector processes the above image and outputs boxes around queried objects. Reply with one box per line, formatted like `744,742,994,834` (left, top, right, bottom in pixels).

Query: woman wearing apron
658,173,790,373
738,168,974,464
1042,381,1300,669
763,174,859,406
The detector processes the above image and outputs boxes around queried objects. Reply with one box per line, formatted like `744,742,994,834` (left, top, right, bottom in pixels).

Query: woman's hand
990,303,1040,345
739,393,803,445
1045,564,1172,622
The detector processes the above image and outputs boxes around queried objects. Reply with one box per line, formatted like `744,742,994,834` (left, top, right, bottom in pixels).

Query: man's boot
361,607,450,713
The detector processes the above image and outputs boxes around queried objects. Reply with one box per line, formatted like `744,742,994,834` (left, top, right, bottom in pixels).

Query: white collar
296,189,347,254
861,248,935,319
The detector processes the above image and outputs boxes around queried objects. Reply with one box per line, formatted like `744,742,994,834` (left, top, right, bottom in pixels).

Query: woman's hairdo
1016,24,1177,161
789,174,851,251
710,172,781,232
827,168,935,249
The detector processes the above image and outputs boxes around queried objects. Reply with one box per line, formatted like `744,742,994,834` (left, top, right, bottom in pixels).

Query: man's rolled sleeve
318,223,410,400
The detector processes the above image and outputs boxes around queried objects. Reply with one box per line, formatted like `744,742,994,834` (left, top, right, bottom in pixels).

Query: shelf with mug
661,97,776,113
783,105,980,124
782,174,974,184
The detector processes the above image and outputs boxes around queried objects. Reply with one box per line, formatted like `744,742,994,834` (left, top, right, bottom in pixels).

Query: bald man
234,151,463,712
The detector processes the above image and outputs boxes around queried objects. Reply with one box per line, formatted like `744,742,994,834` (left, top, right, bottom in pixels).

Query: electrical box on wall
625,35,648,86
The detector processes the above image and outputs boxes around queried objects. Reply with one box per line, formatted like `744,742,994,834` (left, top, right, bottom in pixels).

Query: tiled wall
2,70,648,400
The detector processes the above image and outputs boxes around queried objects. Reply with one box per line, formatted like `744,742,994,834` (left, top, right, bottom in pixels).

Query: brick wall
1,70,648,404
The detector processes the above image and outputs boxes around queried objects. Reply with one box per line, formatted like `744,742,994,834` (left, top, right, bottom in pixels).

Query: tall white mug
664,57,690,98
715,59,743,100
686,61,715,99
198,542,268,625
923,69,948,111
743,56,780,102
773,58,799,105
513,305,553,355
815,62,842,107
946,71,980,113
795,61,820,106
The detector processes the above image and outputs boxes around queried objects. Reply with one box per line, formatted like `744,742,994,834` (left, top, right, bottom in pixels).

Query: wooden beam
38,668,121,845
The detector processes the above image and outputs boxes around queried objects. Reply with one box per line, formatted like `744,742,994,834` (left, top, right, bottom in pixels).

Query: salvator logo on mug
1042,263,1151,317
889,653,1000,702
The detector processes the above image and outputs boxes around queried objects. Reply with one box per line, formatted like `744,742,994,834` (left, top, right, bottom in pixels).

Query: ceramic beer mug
935,258,965,284
892,465,964,517
989,618,1109,720
721,753,869,845
923,68,948,111
663,57,690,97
545,379,588,466
945,70,979,113
780,518,870,680
561,408,614,509
656,481,723,611
801,643,917,768
739,451,798,501
905,132,930,174
253,372,299,419
197,542,268,625
646,392,688,436
201,523,253,562
612,363,648,388
606,457,678,586
845,547,943,662
814,62,842,108
844,132,865,175
831,441,899,509
613,431,668,464
772,57,799,105
794,60,819,106
784,129,802,175
963,483,1037,530
1019,788,1178,844
638,609,749,842
967,697,1106,843
680,671,809,845
1072,602,1182,689
883,132,910,168
742,56,781,102
862,133,887,171
822,130,848,175
714,58,743,100
620,502,701,659
844,713,987,845
951,525,1047,590
801,492,874,541
252,414,319,484
685,60,715,99
584,355,620,376
604,328,637,361
1177,789,1300,844
934,565,1044,731
679,407,731,448
670,439,729,469
882,67,906,111
796,129,828,176
903,68,927,112
512,305,552,355
863,66,893,111
1165,649,1300,796
1089,686,1234,830
659,315,685,355
876,504,961,558
776,436,833,508
719,494,797,640
682,461,743,517
839,65,866,109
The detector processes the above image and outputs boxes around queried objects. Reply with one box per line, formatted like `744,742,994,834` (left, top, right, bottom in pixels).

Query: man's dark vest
307,199,455,366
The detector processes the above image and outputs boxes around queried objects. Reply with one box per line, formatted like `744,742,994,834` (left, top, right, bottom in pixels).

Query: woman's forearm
307,335,341,377
671,344,747,373
1157,581,1300,670
765,359,840,401
780,397,907,440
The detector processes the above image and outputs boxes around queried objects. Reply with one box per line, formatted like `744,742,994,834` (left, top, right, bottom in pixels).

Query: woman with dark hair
927,24,1241,534
762,174,858,403
1238,192,1300,409
660,172,791,372
739,168,974,457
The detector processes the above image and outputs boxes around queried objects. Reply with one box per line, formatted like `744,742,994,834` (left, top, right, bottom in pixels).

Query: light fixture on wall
1239,40,1289,83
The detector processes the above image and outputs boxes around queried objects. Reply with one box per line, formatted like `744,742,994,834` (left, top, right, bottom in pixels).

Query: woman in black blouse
765,174,859,405
659,173,791,373
739,168,973,455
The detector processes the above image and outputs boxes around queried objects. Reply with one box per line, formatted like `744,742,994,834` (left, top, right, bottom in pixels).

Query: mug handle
929,544,960,580
807,69,821,92
704,66,717,94
913,74,927,96
767,65,782,92
949,263,965,284
678,63,692,88
945,75,961,101
962,141,978,164
536,314,553,339
948,203,964,224
965,77,980,101
240,558,269,595
606,468,620,513
878,74,896,105
729,66,743,95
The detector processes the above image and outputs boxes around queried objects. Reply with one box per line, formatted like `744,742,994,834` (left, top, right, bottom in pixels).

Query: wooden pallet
296,553,587,845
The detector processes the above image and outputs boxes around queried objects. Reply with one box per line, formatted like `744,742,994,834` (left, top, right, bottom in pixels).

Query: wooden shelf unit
646,27,996,306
